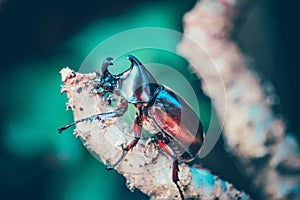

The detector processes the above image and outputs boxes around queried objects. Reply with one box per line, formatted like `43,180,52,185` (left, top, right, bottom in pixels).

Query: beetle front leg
157,139,185,200
58,98,128,133
58,109,124,133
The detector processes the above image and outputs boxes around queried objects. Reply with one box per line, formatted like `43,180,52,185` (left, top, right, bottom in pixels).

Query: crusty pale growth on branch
178,0,300,199
59,67,249,200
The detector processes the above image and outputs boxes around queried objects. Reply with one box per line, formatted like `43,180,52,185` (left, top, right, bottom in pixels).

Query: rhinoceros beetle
58,55,204,199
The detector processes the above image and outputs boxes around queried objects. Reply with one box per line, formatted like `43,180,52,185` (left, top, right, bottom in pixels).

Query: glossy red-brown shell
150,87,204,162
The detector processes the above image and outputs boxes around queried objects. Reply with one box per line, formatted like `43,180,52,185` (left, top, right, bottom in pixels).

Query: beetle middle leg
122,115,142,151
105,114,142,170
156,137,185,200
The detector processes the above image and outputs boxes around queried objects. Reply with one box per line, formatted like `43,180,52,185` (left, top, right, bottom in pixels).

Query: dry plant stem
178,0,300,199
59,68,249,200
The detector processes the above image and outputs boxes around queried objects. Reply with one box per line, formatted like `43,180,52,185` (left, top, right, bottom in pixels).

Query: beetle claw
104,144,128,171
104,164,114,171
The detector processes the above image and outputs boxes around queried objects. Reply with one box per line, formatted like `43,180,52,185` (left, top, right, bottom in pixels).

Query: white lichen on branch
59,67,249,200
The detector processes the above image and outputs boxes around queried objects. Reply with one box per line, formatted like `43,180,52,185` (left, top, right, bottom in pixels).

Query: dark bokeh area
272,0,300,137
236,0,300,138
0,0,299,199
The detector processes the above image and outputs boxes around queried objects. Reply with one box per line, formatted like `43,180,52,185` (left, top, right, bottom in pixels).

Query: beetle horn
114,55,159,103
127,54,143,68
113,55,138,79
101,57,114,75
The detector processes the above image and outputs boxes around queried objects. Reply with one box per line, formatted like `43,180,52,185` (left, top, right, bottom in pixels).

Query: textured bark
178,0,300,199
59,67,249,200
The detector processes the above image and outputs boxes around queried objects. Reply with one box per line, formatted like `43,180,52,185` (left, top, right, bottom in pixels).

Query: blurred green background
0,0,299,199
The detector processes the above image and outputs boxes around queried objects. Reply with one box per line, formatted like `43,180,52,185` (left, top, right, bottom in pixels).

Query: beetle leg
122,115,142,151
157,139,185,200
105,115,142,170
105,143,128,170
57,109,125,133
58,99,128,133
172,160,184,200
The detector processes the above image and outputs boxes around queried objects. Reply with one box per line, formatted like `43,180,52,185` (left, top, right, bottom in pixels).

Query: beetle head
97,55,160,103
96,57,117,94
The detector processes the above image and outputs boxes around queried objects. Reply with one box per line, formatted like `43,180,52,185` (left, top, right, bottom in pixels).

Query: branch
59,67,250,200
178,0,300,199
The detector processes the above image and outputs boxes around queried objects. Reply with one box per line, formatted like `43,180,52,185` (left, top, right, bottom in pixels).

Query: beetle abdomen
150,86,204,162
